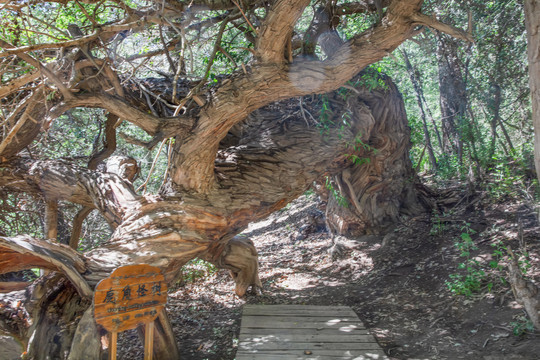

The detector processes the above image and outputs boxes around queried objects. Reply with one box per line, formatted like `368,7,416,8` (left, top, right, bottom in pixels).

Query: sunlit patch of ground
118,191,540,360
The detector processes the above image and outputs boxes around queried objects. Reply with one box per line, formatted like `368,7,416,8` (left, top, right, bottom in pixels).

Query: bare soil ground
115,184,540,360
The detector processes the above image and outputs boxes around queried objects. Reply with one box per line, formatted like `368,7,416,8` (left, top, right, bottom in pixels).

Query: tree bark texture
402,49,438,172
436,35,467,162
0,74,429,358
324,75,428,237
525,0,540,183
0,0,476,356
24,275,92,360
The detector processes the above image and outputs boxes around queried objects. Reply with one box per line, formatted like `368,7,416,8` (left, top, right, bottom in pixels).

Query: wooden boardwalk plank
236,305,388,360
235,349,387,359
242,305,356,315
240,327,371,336
242,309,357,317
239,341,382,350
235,351,388,360
241,317,360,329
238,333,374,342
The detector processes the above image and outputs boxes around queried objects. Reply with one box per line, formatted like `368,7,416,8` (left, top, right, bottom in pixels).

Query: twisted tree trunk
0,0,471,357
0,74,428,358
324,74,428,237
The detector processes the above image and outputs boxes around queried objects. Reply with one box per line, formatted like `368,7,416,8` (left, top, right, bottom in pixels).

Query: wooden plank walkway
236,305,388,360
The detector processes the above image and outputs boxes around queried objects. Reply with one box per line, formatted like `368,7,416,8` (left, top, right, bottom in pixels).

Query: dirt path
119,191,540,359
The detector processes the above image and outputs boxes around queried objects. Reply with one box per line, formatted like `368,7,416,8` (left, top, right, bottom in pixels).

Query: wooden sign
94,264,167,332
94,264,168,359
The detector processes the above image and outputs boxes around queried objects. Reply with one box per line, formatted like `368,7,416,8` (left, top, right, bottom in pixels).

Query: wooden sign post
94,264,168,360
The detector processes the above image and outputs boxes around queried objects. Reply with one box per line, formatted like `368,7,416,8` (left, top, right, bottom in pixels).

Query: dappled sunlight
338,324,359,332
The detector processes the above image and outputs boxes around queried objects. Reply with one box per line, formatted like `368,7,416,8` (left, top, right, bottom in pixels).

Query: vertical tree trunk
487,39,515,158
488,83,502,159
402,49,438,172
436,35,467,164
525,0,540,182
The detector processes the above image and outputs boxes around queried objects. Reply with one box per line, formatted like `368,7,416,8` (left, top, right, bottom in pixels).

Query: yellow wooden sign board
94,264,168,360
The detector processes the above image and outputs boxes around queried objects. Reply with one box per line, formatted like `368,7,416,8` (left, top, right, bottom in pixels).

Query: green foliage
510,314,535,336
180,259,218,284
325,176,348,208
429,211,447,236
317,94,333,136
446,268,486,297
446,225,488,297
349,65,389,92
436,154,464,180
489,241,506,271
486,158,527,200
345,135,375,166
446,227,534,298
382,0,531,184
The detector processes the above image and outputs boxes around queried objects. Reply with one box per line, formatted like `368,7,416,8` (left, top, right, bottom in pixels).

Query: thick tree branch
68,113,120,250
0,235,92,298
170,0,424,192
53,93,193,137
256,0,310,63
88,113,118,169
0,159,140,226
303,5,344,56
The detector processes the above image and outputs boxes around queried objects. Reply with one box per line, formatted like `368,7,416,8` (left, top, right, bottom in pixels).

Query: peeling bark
0,235,91,298
201,236,262,296
326,76,428,237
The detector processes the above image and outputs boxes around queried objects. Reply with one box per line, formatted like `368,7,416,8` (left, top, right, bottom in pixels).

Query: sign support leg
144,321,154,360
109,332,117,360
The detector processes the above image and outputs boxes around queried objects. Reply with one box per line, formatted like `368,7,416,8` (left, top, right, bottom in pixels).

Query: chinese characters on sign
94,264,168,333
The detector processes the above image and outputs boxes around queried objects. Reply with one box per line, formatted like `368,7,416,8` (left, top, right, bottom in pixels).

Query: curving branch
256,0,310,64
0,235,92,298
51,93,194,137
0,159,140,226
169,0,425,193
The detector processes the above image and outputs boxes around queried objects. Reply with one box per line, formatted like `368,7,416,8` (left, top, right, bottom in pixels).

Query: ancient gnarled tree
0,0,471,357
